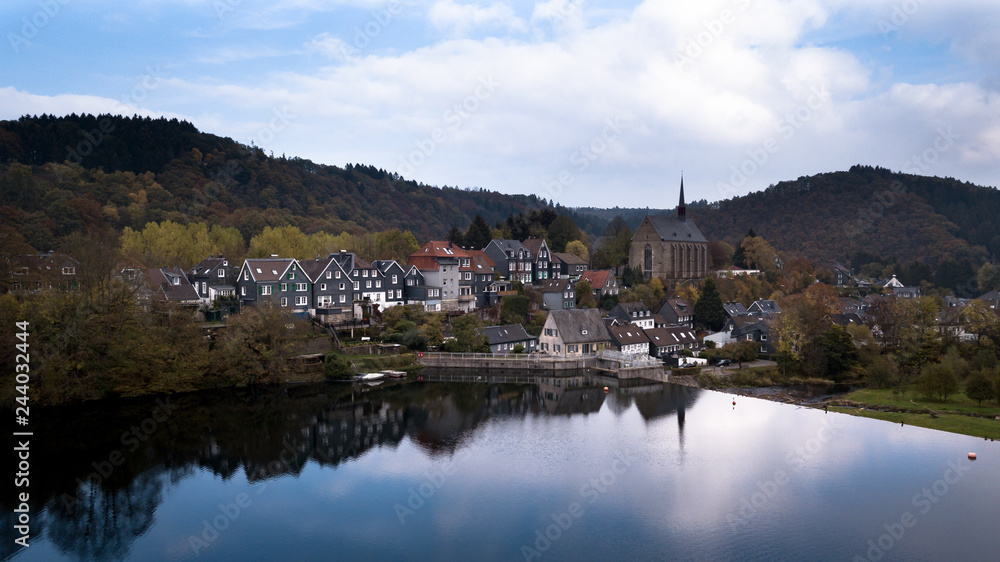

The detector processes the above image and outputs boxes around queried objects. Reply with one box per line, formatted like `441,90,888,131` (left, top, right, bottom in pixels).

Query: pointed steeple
677,173,686,221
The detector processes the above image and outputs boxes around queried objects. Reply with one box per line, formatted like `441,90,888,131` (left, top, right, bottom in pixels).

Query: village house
645,326,700,358
142,266,201,307
630,177,709,280
478,324,538,353
521,238,555,282
483,239,533,284
551,252,588,279
729,315,775,354
658,298,694,328
408,241,465,311
540,278,575,310
237,257,311,314
538,308,610,356
403,266,442,312
608,324,651,355
608,301,655,329
372,259,407,309
579,270,619,300
187,255,236,306
300,254,354,322
465,250,501,308
5,251,80,293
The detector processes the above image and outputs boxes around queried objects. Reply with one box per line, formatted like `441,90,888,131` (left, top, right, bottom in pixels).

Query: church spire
678,173,686,221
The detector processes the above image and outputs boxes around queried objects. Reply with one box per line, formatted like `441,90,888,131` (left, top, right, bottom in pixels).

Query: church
629,177,709,280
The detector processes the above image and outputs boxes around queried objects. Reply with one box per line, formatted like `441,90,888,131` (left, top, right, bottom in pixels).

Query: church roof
643,215,707,244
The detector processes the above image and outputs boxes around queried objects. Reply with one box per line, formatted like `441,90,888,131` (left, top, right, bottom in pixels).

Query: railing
419,351,597,361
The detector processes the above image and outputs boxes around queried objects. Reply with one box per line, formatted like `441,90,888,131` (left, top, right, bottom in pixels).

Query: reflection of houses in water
536,375,607,416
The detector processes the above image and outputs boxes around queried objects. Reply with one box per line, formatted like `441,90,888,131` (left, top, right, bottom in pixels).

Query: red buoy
969,452,977,461
603,386,609,393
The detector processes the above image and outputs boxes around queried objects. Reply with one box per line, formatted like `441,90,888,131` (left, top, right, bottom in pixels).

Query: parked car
715,359,731,366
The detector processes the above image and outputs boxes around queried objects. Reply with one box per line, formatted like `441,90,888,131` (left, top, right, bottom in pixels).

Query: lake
4,373,999,561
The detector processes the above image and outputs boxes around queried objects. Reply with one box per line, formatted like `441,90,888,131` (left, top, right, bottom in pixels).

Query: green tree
822,325,859,381
917,363,959,402
324,351,354,380
447,314,489,352
546,215,582,253
723,340,759,369
964,370,994,406
565,240,589,261
694,277,726,331
575,279,597,308
464,215,493,250
500,294,530,325
446,226,464,247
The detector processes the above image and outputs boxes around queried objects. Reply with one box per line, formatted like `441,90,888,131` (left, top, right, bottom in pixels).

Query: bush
324,351,354,380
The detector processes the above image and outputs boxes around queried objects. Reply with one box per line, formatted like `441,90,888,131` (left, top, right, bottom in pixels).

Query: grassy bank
828,388,1000,439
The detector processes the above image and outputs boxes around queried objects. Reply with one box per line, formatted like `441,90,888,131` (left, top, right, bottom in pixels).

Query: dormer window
172,277,180,285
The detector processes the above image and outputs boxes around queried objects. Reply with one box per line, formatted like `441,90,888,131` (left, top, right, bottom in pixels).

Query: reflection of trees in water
12,379,700,559
43,468,166,561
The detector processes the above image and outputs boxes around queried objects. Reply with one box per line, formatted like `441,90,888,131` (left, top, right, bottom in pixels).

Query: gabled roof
660,298,691,317
639,215,707,244
144,267,200,302
612,301,651,318
723,302,749,317
372,259,405,275
977,290,1000,303
189,256,229,277
609,324,651,346
520,238,548,258
353,257,375,270
552,252,587,266
242,258,295,282
478,324,536,345
580,270,613,289
466,250,495,273
486,239,529,258
300,255,348,282
748,300,782,315
541,278,571,293
546,309,609,344
644,327,699,347
409,241,467,271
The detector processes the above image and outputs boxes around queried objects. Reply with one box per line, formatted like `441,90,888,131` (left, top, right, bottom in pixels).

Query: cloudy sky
2,0,999,207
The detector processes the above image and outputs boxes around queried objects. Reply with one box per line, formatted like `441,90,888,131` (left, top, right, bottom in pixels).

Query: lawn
831,387,1000,439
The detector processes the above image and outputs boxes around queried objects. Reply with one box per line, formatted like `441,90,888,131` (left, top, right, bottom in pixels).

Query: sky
2,0,999,208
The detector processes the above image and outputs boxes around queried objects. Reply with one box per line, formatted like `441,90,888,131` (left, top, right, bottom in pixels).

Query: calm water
4,373,999,561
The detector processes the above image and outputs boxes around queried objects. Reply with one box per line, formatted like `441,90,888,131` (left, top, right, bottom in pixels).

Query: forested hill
692,165,1000,286
0,114,579,249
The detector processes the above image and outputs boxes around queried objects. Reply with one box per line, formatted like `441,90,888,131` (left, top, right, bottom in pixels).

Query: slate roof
547,309,609,344
188,256,228,277
145,267,200,302
478,324,536,345
643,215,707,244
661,298,692,317
243,258,294,282
612,301,652,318
644,327,699,347
723,302,749,317
520,238,547,258
300,255,340,282
749,300,782,315
541,278,571,293
488,239,529,258
552,252,587,266
609,324,651,346
466,250,495,273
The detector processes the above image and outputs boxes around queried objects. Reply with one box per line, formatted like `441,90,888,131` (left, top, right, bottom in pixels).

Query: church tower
677,174,686,221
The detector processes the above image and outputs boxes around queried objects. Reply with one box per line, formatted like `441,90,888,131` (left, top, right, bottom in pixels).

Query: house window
353,281,359,290
280,297,287,307
241,286,246,296
295,283,308,291
363,270,368,277
217,269,225,277
366,280,372,289
288,272,295,280
280,283,287,292
244,271,249,281
172,277,180,285
326,271,332,279
644,244,652,272
392,274,398,284
321,283,327,291
339,283,345,290
261,285,272,296
295,296,307,306
376,280,382,288
336,271,341,279
761,334,768,341
746,334,752,341
62,267,75,275
339,295,346,303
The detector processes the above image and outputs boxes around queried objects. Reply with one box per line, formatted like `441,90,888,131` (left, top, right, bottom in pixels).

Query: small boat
383,370,407,379
357,372,384,381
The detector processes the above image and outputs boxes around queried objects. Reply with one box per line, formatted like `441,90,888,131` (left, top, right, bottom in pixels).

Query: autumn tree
565,240,589,261
575,279,597,308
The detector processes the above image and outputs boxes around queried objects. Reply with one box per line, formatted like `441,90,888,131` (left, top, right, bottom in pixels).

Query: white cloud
428,0,527,36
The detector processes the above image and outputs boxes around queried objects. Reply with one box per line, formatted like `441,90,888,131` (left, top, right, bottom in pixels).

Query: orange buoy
603,386,609,393
732,400,736,406
969,452,977,461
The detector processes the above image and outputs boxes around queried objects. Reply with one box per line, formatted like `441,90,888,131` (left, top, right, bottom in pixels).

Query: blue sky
2,0,998,207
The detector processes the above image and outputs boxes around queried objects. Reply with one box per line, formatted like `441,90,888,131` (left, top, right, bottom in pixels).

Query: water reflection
2,374,697,561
